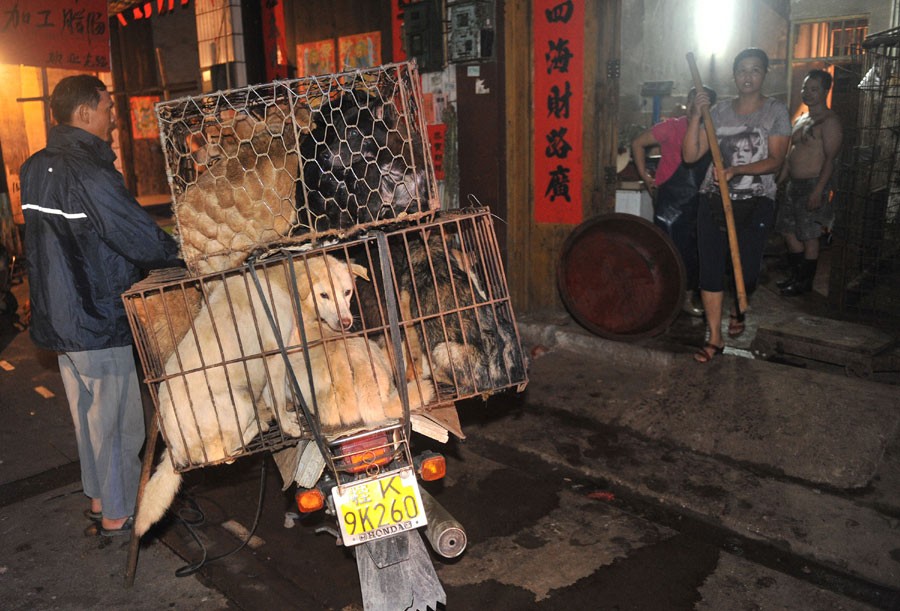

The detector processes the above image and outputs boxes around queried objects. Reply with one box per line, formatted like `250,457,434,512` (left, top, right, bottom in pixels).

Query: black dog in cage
298,89,428,232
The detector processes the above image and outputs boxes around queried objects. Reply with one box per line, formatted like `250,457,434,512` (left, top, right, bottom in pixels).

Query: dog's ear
350,263,370,282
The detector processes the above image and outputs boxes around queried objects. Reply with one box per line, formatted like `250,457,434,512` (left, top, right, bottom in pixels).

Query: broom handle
686,52,748,313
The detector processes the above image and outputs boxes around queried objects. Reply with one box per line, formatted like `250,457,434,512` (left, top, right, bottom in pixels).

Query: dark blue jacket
21,124,180,352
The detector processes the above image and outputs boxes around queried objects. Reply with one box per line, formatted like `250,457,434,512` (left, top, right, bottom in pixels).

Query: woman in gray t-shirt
683,48,791,363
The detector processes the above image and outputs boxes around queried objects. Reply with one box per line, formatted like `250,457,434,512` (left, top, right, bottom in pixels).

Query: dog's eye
344,289,352,298
319,292,330,300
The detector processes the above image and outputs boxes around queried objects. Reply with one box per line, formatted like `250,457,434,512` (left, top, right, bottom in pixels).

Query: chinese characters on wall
0,0,109,71
533,0,583,224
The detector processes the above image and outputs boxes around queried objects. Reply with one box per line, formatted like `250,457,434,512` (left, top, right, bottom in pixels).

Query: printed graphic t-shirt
699,97,791,201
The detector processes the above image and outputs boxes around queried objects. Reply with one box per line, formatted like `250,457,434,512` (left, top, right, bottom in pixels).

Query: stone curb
518,321,676,370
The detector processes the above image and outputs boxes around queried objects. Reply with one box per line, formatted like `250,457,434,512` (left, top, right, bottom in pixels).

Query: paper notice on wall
0,0,110,71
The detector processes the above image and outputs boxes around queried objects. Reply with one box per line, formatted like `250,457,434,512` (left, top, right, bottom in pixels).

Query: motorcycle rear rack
325,423,415,489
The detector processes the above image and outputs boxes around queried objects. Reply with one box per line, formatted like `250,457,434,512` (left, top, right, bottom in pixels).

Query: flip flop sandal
727,315,746,338
694,343,724,364
100,516,134,537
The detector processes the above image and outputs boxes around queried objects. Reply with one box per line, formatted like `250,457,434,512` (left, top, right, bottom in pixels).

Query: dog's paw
278,412,304,438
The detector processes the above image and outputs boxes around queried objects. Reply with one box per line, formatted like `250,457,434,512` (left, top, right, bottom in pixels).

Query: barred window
793,17,869,61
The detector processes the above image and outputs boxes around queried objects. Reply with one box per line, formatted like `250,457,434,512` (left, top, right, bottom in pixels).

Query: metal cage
123,208,528,472
156,62,440,275
829,30,900,325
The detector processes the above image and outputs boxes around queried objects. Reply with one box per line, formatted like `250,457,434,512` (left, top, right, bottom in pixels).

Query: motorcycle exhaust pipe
419,487,467,558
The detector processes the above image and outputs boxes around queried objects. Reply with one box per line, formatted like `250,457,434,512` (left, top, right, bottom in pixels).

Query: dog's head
296,254,369,332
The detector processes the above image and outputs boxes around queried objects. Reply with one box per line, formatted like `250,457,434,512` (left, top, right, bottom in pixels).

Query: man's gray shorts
776,177,834,241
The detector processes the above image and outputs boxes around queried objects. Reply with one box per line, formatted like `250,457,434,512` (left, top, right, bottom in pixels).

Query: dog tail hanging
135,449,182,537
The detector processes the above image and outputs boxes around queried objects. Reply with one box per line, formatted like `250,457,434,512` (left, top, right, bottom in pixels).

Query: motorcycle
283,420,463,610
124,211,527,609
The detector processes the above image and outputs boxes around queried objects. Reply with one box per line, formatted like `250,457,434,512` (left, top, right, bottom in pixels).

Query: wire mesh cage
829,30,900,325
156,61,439,275
123,208,528,472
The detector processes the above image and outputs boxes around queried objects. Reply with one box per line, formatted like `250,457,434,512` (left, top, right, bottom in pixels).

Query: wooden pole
686,52,748,313
124,415,160,588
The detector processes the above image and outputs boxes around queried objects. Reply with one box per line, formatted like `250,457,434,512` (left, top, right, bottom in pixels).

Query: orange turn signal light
418,454,446,481
295,488,325,513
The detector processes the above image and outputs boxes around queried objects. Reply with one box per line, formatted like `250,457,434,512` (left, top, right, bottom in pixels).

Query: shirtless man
775,69,843,296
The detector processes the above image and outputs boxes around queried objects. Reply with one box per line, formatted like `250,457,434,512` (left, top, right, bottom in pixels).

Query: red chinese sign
392,0,407,62
0,0,110,71
261,0,288,81
427,123,447,180
533,0,583,224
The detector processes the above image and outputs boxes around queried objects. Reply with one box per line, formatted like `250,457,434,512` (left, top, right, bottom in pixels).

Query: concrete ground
0,281,231,609
514,247,900,598
1,243,898,609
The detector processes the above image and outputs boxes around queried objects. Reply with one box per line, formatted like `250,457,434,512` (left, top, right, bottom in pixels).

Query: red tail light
336,432,394,474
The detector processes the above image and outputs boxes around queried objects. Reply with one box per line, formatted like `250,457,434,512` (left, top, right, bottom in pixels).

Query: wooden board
752,315,897,376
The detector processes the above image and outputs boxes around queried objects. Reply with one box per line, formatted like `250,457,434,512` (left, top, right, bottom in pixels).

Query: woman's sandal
727,314,745,338
694,343,725,363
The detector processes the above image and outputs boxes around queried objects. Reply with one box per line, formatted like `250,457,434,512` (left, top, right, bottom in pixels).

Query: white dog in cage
136,253,365,536
278,250,434,432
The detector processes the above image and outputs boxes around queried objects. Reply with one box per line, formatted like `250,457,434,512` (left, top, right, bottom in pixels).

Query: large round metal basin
557,213,685,341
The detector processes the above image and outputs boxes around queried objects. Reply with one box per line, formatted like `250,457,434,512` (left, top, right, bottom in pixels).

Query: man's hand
806,189,824,211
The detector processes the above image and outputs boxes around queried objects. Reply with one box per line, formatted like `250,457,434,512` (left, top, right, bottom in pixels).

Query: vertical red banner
261,0,289,80
392,0,407,62
533,0,583,224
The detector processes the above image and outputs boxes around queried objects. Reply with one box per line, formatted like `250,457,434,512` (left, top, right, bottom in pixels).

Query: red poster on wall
130,96,160,139
392,0,407,62
0,0,110,71
261,0,289,80
533,0,583,224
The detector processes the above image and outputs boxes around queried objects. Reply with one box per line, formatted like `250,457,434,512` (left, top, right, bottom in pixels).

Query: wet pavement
0,277,232,610
1,244,899,610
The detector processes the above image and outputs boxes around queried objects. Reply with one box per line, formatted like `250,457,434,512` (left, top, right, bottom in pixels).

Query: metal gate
829,28,900,325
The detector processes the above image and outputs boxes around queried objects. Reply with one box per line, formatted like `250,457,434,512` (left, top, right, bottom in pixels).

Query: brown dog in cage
135,253,365,536
175,103,312,274
285,330,434,434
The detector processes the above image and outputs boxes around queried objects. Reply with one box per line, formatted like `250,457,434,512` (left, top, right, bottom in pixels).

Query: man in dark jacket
21,75,180,536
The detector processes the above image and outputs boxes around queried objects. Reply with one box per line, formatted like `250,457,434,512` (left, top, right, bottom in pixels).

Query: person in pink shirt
632,86,717,314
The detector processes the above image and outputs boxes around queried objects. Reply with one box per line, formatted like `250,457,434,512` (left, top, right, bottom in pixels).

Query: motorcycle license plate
332,469,428,546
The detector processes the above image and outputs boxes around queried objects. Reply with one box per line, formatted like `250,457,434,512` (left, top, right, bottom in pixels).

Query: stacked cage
123,63,528,473
829,30,900,324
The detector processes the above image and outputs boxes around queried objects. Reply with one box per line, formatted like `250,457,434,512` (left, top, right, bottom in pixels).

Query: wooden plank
756,316,896,357
589,0,621,217
529,224,573,310
504,0,533,310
